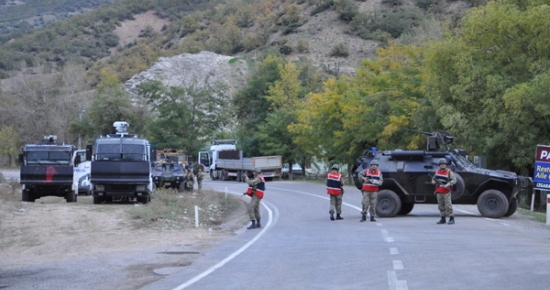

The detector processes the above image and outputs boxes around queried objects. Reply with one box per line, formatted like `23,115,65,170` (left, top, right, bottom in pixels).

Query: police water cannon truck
19,135,77,202
352,129,533,218
87,122,156,204
198,140,282,181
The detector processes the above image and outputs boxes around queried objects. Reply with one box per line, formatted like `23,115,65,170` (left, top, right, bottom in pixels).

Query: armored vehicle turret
352,130,533,218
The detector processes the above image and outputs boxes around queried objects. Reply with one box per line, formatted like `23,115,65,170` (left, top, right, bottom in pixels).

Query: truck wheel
398,202,414,215
451,174,465,201
237,171,242,182
477,189,509,218
221,170,227,181
376,190,402,217
504,198,518,217
93,195,104,204
66,190,76,203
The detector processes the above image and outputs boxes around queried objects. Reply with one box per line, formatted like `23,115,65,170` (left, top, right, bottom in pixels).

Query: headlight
136,185,146,191
154,176,159,180
95,185,105,191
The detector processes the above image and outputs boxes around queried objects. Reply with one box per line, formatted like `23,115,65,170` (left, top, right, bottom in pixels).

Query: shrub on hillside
244,33,263,51
335,0,358,22
329,43,349,57
310,0,334,16
350,6,425,39
297,39,309,53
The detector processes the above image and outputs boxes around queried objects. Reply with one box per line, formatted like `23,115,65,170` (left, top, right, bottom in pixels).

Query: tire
398,202,414,215
22,190,32,202
477,189,509,218
376,190,402,217
451,173,465,201
237,171,242,182
93,195,104,204
504,198,518,217
66,190,76,203
210,170,215,180
221,170,227,181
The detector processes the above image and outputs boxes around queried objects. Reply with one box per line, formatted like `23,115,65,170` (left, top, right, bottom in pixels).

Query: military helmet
438,158,447,165
370,159,379,166
331,164,339,170
253,167,261,173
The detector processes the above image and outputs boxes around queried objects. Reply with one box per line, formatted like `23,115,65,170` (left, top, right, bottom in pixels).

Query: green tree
0,126,21,167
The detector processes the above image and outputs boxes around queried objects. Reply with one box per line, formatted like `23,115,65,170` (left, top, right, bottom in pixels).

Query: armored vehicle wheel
93,195,104,204
398,203,414,215
451,174,465,201
66,190,76,203
22,190,34,202
504,198,518,217
477,189,509,218
105,196,113,203
376,190,402,217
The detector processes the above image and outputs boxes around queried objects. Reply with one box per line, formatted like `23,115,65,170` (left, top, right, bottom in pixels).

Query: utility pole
78,110,86,149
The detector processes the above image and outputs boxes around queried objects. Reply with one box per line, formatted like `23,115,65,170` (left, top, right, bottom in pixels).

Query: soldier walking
431,158,457,224
359,160,383,222
326,164,344,221
242,167,265,229
185,167,195,191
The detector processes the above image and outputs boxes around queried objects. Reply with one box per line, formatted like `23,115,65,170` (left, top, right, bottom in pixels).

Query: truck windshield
26,151,71,165
96,144,146,161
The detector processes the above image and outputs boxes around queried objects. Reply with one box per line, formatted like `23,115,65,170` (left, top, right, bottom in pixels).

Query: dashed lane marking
393,260,404,270
390,248,399,255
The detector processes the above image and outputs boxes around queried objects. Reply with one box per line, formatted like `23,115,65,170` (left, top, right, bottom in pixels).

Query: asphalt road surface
142,179,550,290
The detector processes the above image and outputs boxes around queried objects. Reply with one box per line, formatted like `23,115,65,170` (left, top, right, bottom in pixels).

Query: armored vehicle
151,162,185,191
352,130,533,218
19,135,77,202
87,122,156,204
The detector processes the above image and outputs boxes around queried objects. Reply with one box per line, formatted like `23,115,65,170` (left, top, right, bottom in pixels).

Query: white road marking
387,271,408,290
172,191,275,290
393,260,404,270
269,186,362,211
390,248,399,255
458,209,475,215
381,229,395,243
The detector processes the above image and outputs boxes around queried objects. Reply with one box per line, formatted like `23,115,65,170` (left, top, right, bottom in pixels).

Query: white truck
198,140,282,181
72,149,91,195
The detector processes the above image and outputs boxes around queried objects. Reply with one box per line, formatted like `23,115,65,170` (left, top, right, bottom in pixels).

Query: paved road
0,168,19,180
144,179,550,290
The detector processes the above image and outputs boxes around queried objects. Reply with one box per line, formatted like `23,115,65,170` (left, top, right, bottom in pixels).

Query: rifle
428,174,444,187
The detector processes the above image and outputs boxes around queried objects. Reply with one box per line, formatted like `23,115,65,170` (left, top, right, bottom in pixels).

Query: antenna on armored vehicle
403,128,454,152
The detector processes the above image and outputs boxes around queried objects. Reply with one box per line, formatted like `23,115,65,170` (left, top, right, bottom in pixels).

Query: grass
127,188,242,229
517,208,547,223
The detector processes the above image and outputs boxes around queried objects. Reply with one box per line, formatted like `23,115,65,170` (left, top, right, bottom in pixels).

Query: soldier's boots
247,220,256,229
360,215,366,222
370,216,377,222
329,210,335,221
336,214,343,220
437,217,446,224
256,219,262,228
447,217,455,225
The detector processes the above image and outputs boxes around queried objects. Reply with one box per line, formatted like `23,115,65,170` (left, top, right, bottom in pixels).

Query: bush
244,33,262,51
279,45,293,55
415,0,438,9
350,6,425,39
334,0,358,22
310,0,334,16
329,43,349,57
297,39,309,53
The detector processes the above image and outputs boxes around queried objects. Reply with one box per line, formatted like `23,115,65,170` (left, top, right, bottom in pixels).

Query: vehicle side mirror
86,145,93,161
18,154,23,165
74,155,81,166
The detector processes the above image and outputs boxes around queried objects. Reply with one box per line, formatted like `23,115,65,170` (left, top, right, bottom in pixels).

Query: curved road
142,179,550,290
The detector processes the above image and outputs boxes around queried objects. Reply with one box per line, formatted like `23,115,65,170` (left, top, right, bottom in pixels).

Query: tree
0,125,21,167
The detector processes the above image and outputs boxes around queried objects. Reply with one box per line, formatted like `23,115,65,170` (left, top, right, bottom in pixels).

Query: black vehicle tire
221,170,227,181
504,198,519,217
93,195,104,204
398,202,414,215
210,170,215,180
22,190,32,202
66,190,76,203
477,189,509,218
105,196,113,203
237,171,242,182
451,173,465,201
376,190,402,217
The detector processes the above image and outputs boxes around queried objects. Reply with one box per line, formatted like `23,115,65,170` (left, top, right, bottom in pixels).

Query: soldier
196,167,204,190
185,168,195,191
359,159,383,222
431,158,457,224
241,167,265,229
326,164,344,221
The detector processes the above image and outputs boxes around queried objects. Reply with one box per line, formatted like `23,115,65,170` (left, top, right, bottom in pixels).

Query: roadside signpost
534,145,550,225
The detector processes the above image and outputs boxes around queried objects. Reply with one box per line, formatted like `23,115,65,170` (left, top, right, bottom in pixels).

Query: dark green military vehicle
352,130,533,218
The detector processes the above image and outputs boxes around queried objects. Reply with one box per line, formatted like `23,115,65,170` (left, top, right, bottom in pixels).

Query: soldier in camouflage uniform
326,164,344,221
432,158,457,224
242,167,265,229
359,159,383,222
185,168,195,191
193,165,203,190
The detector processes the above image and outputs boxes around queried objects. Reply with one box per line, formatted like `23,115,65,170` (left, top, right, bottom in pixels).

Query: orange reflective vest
246,176,266,198
434,168,452,194
362,169,381,192
326,172,343,195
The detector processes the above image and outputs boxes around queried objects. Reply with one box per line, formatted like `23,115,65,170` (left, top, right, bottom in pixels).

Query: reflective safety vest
326,172,343,195
434,168,452,194
362,169,381,192
246,176,266,198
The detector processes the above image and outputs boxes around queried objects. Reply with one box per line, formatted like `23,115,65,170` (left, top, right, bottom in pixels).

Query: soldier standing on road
242,167,265,229
432,158,457,224
185,168,195,191
326,164,344,221
193,165,203,190
359,160,383,222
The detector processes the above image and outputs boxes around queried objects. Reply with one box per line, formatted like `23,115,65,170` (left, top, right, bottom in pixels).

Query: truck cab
198,139,238,174
19,135,77,202
72,149,91,195
88,122,155,204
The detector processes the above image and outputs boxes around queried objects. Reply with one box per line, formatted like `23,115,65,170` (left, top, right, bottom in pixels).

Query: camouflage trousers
361,191,377,216
329,194,342,214
197,178,202,189
248,195,262,220
437,193,454,217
